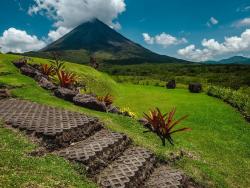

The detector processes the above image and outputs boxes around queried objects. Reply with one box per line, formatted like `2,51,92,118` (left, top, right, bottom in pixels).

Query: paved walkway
0,98,187,188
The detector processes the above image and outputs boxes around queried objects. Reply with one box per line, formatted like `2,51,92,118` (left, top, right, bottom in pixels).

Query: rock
12,59,27,68
138,118,151,128
138,118,149,125
29,64,41,70
0,89,10,99
38,77,57,90
20,65,41,78
54,87,79,101
73,94,107,112
107,105,121,114
34,74,45,82
189,83,202,93
166,80,176,89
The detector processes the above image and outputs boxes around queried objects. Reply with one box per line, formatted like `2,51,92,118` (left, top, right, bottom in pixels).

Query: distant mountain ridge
205,56,250,64
25,19,190,64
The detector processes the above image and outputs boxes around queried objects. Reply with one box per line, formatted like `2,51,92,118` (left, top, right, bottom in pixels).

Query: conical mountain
31,19,189,64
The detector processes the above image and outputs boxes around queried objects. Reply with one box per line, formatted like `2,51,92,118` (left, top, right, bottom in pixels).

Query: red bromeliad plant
57,70,78,88
143,108,191,146
41,64,55,76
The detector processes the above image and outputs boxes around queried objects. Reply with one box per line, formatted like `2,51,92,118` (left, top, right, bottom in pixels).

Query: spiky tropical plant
50,51,65,73
41,64,55,77
143,108,190,146
57,70,78,88
97,94,114,106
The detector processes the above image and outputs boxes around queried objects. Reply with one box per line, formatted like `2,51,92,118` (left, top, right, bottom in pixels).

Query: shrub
57,70,78,88
41,64,55,76
143,108,190,146
97,94,114,106
207,86,250,120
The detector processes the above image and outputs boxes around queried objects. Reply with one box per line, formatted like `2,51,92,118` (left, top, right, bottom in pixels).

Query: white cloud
142,32,187,47
207,17,219,27
210,17,219,25
28,0,126,31
142,33,154,44
233,17,250,27
48,26,71,42
178,29,250,61
0,28,46,53
155,33,187,47
109,22,122,30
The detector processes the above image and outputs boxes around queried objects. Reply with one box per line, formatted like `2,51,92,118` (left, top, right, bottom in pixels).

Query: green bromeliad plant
143,108,191,146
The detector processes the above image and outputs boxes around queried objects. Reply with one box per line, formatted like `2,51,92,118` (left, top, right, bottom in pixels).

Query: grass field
0,123,97,188
0,54,250,188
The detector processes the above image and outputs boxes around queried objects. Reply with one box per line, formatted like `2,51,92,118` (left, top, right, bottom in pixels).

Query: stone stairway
56,129,131,175
0,99,194,188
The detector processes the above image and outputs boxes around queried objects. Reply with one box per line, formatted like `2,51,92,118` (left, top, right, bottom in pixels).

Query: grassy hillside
0,54,250,188
0,123,97,188
1,54,118,96
25,49,114,65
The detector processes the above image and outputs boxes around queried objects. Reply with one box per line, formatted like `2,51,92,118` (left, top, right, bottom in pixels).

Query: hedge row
207,86,250,121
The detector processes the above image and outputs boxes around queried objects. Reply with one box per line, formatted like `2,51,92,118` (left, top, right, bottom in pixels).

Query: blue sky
1,0,250,61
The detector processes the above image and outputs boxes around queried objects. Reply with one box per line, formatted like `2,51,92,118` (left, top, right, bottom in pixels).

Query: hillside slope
205,56,250,64
0,54,249,188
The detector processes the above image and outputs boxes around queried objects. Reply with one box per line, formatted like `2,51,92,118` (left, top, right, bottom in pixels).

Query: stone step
56,129,131,175
0,99,103,150
96,147,156,188
145,165,183,188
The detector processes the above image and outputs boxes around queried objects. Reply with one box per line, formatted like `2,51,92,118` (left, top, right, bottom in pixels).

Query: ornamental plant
143,108,190,146
57,70,78,88
41,64,55,77
50,51,65,74
97,94,114,106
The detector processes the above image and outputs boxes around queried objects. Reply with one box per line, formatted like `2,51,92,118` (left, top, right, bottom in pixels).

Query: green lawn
0,54,250,188
0,124,97,188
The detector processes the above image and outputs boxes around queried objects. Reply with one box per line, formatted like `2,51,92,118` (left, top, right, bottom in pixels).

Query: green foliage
49,52,65,73
207,86,250,120
113,75,166,87
101,63,250,89
1,54,250,187
143,108,190,146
